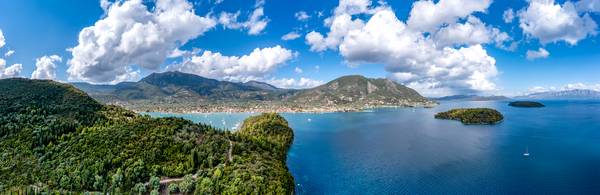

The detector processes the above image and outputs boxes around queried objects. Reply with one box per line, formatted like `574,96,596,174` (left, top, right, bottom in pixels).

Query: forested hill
288,75,432,107
0,78,294,194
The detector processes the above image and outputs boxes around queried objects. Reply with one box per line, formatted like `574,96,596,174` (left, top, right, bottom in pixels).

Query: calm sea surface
147,100,600,194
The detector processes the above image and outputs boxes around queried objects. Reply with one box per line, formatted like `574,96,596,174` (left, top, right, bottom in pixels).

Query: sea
146,100,600,194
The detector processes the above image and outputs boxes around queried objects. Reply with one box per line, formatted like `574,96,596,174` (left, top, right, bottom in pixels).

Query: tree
168,183,178,194
179,174,194,193
150,176,161,190
150,189,159,195
133,182,147,194
111,169,123,189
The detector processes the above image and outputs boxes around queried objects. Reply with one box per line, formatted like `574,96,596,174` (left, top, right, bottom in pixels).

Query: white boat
523,147,530,157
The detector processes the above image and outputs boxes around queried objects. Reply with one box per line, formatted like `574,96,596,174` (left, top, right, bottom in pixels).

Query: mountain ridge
72,71,436,112
516,89,600,100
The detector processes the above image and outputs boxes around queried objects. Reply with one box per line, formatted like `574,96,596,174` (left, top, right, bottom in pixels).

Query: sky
0,0,599,97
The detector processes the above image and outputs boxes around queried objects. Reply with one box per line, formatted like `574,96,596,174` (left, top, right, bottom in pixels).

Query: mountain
516,89,600,100
243,80,281,91
288,75,433,107
73,71,296,103
73,72,434,112
0,78,294,193
433,95,510,101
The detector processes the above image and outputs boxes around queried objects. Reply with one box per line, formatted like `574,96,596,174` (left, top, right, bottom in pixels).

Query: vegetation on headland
508,101,545,107
435,108,504,125
0,78,294,194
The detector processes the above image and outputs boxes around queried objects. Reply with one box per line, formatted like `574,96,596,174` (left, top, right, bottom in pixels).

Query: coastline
114,101,439,114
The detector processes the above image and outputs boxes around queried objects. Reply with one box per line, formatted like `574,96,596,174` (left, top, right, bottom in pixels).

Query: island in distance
509,101,545,108
73,71,437,113
435,108,504,125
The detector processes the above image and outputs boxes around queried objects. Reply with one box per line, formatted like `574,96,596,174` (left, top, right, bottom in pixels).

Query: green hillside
288,75,431,107
0,78,294,194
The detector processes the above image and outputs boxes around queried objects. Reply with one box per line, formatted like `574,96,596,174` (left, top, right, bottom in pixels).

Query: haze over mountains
516,89,600,100
73,71,435,112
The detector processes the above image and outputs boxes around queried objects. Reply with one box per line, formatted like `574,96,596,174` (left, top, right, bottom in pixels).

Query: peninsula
508,101,545,107
0,78,294,194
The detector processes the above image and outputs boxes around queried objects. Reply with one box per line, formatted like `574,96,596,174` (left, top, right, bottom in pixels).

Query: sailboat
523,147,530,157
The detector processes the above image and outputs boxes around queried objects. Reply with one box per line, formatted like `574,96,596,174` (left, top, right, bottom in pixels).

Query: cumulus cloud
306,0,504,96
67,0,217,84
503,8,515,23
4,50,14,57
218,0,269,35
294,67,303,73
32,55,62,80
340,9,499,96
281,32,301,40
268,77,323,89
433,16,510,47
526,48,550,60
304,0,376,52
576,0,600,12
407,0,492,32
0,59,22,79
168,45,295,82
295,11,311,21
518,0,597,45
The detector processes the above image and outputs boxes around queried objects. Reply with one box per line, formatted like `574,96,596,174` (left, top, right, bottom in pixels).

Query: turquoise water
147,100,600,194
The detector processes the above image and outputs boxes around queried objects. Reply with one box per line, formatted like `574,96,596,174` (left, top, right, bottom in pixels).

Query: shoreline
124,102,439,114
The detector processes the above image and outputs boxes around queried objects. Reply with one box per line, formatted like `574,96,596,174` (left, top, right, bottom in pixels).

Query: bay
147,100,600,194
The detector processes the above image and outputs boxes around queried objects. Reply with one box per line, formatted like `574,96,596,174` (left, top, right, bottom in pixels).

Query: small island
435,108,504,125
508,101,545,108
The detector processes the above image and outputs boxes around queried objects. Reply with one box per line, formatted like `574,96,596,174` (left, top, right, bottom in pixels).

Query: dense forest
0,78,294,194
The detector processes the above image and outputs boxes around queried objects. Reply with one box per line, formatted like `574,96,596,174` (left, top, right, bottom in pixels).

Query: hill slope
0,78,294,194
288,75,433,107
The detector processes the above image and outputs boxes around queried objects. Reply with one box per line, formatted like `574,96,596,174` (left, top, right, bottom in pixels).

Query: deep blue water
147,100,600,194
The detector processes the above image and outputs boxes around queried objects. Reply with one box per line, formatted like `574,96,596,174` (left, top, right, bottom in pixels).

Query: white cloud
518,0,597,45
0,59,22,79
218,0,269,35
304,0,507,95
433,16,510,47
295,11,311,21
503,8,515,23
282,32,301,40
576,0,600,12
67,0,217,84
526,47,550,60
305,14,365,51
4,50,14,57
407,0,492,32
168,45,295,82
294,67,303,73
32,55,62,80
304,0,378,52
0,29,5,48
268,77,323,89
335,6,499,96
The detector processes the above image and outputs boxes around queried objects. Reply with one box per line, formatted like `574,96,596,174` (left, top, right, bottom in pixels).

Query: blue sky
0,0,599,96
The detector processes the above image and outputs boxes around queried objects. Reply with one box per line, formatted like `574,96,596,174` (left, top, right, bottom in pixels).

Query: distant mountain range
73,71,435,112
432,95,510,101
516,89,600,100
